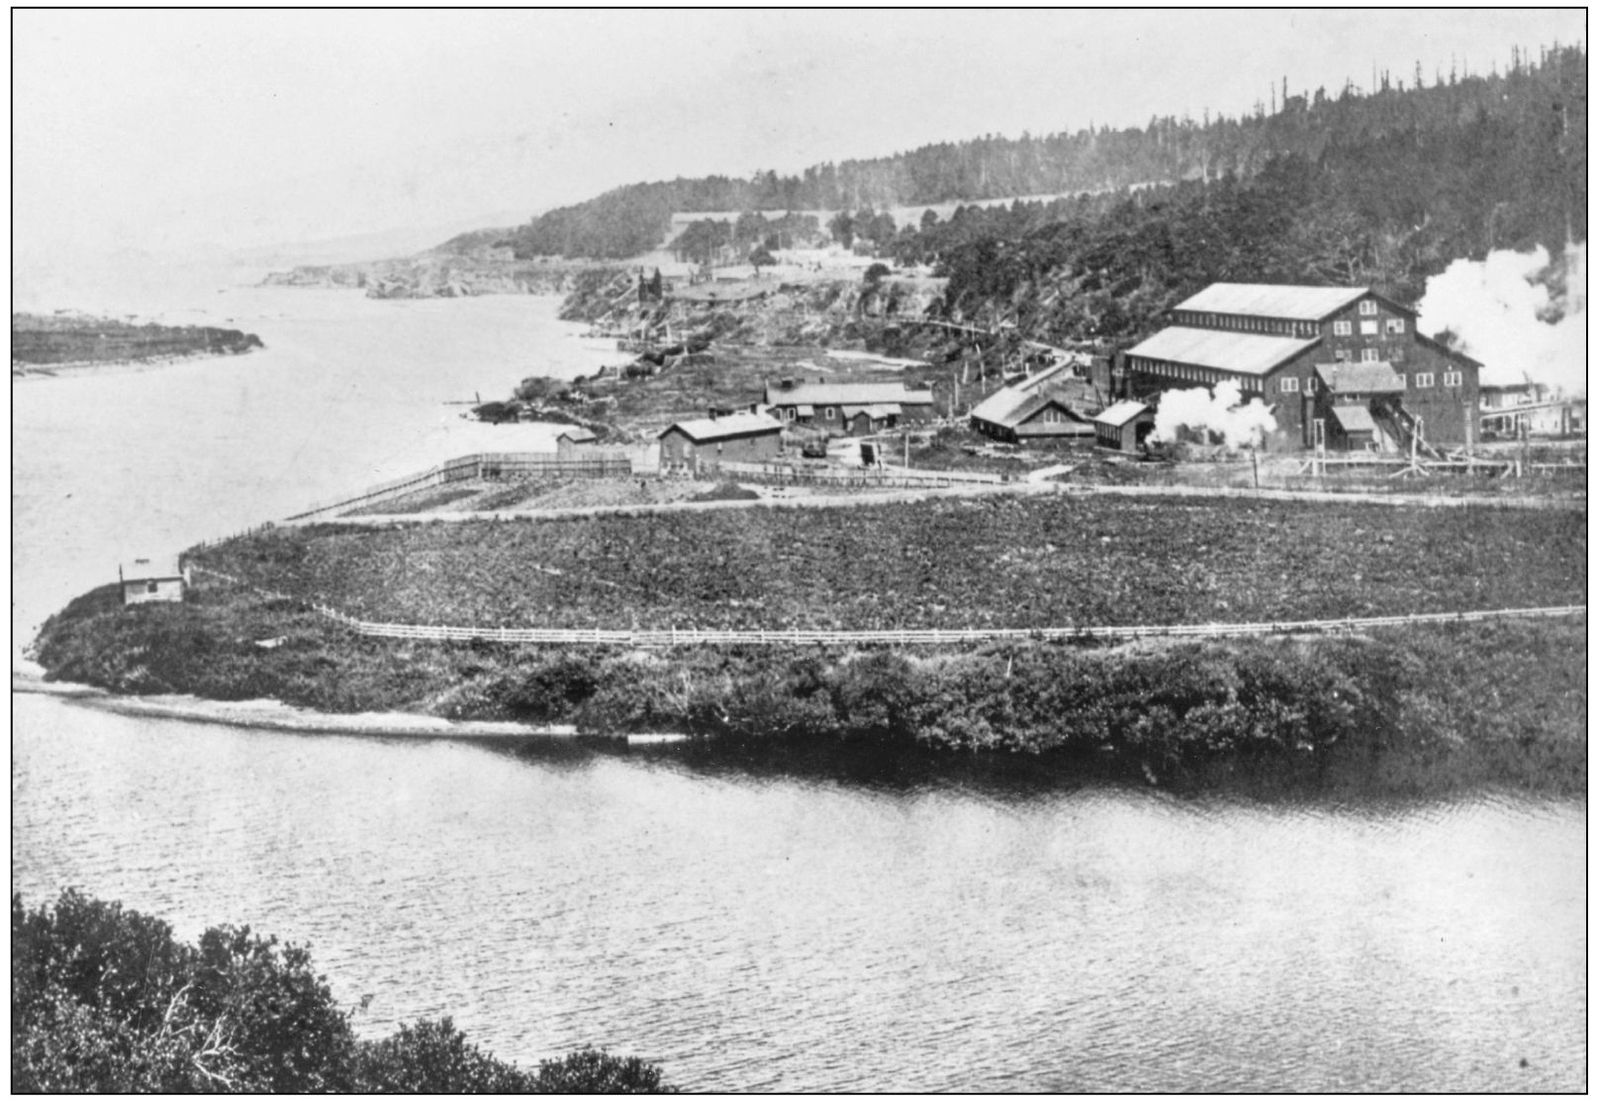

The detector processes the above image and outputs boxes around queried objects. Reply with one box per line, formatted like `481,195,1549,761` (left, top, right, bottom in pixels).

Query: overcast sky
13,9,1587,268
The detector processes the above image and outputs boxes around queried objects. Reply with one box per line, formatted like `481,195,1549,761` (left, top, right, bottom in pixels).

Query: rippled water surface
13,697,1585,1091
12,286,1586,1091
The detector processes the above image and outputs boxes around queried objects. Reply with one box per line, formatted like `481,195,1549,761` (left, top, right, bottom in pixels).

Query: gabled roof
121,556,184,582
765,381,934,407
1125,326,1319,377
658,412,782,442
968,385,1037,426
1175,283,1372,321
556,427,598,443
1092,400,1152,428
1329,405,1379,433
1317,361,1406,394
1010,393,1086,426
968,362,1077,426
842,403,901,420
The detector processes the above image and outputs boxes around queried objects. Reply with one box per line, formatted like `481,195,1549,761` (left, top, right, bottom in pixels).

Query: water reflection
14,695,1583,1092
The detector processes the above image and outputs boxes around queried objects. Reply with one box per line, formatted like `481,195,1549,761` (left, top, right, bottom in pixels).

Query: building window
1359,300,1378,316
1443,371,1462,387
1279,377,1300,394
1305,376,1318,394
1415,372,1435,388
1360,320,1378,336
146,581,159,594
1333,320,1352,336
1390,347,1405,364
1334,349,1350,362
825,407,835,420
1361,348,1380,363
1386,318,1405,334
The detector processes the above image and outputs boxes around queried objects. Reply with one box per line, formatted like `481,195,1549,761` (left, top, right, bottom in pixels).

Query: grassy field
194,493,1586,632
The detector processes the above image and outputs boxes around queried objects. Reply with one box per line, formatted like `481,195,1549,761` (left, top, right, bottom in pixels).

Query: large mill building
1120,284,1483,451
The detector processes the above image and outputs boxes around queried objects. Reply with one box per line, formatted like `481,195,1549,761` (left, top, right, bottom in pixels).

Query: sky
12,9,1588,280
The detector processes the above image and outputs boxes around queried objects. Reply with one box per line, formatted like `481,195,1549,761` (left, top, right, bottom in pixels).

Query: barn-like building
658,412,783,471
763,380,935,436
1122,284,1482,451
969,362,1095,443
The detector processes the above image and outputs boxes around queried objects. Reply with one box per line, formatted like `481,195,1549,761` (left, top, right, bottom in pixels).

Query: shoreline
11,673,615,742
11,348,263,381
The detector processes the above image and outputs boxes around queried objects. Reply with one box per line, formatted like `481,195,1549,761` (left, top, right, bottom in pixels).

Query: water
11,283,1587,1091
12,286,615,657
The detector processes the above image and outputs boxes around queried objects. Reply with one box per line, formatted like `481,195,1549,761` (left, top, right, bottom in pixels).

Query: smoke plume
1416,244,1586,396
1151,379,1277,450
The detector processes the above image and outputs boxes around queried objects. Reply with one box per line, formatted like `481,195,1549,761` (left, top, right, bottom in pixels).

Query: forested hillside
478,44,1584,277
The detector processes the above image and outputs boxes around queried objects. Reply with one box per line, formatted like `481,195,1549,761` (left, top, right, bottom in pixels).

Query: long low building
658,412,783,469
1122,283,1483,450
764,379,935,435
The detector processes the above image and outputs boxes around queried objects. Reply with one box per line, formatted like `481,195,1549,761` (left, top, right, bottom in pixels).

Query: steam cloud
1416,244,1586,396
1151,379,1277,450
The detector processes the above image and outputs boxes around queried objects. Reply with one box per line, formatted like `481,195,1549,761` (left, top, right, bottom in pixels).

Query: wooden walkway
187,569,1584,647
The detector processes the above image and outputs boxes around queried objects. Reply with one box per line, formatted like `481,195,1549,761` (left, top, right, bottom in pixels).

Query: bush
12,892,677,1094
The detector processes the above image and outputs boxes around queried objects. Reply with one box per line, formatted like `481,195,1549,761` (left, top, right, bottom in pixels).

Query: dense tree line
12,891,675,1093
892,46,1588,344
482,46,1583,264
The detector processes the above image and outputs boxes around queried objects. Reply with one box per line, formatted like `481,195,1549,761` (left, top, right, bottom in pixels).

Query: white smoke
1416,243,1586,396
1151,379,1277,450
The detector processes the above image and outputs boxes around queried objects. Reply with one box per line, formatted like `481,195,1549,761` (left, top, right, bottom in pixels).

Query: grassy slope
31,493,1586,795
193,495,1585,631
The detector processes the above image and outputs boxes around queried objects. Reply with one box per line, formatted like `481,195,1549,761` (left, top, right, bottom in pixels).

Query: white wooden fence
284,452,634,521
186,565,1586,646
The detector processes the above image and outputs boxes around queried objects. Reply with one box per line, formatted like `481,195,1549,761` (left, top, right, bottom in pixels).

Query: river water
11,284,1587,1091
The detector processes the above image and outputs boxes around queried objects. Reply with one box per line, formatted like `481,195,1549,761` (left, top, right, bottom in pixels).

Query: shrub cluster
12,891,676,1093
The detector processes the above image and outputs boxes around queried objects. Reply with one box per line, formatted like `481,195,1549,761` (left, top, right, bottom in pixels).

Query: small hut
1092,401,1155,452
120,556,188,605
555,426,599,460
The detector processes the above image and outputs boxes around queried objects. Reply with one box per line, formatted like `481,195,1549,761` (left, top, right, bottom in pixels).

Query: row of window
1332,318,1405,336
1172,311,1319,338
1126,356,1265,392
1332,347,1402,364
1131,357,1465,397
1278,370,1464,395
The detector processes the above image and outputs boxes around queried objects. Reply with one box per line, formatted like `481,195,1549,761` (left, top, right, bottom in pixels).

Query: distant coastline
11,312,264,376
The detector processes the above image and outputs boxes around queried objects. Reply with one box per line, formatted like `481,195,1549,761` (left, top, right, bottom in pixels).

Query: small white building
120,556,188,605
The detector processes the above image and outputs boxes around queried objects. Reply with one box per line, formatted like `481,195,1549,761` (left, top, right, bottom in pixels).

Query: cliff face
562,270,949,348
262,247,605,299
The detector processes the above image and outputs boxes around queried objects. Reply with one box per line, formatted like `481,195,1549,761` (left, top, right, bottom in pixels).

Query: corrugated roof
1330,405,1379,433
1092,400,1152,428
1175,283,1369,320
766,381,934,407
1317,361,1405,394
969,385,1035,426
1126,326,1319,377
658,412,782,442
968,362,1077,426
122,556,184,582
